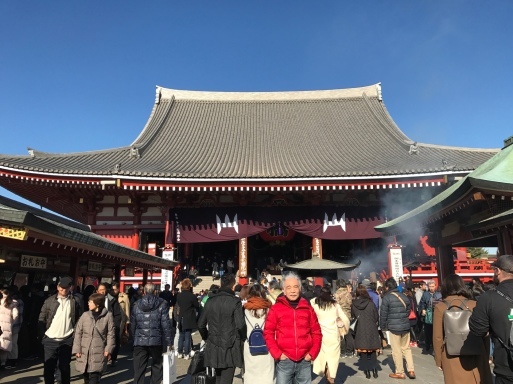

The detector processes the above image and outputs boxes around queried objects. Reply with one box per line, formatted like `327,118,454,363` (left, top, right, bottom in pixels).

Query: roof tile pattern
0,85,497,179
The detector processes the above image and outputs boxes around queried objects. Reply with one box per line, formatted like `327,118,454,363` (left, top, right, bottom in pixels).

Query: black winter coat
38,294,83,340
380,288,411,335
130,295,173,347
176,290,199,330
198,287,246,369
470,279,513,380
352,297,381,351
106,293,122,329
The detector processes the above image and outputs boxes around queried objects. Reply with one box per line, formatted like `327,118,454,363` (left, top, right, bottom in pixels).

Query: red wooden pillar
132,229,140,250
238,237,248,285
312,238,324,286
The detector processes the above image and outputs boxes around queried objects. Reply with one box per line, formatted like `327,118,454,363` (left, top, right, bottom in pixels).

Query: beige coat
118,292,130,325
0,299,18,352
311,300,342,378
433,295,492,384
72,309,115,374
267,289,282,305
334,287,352,319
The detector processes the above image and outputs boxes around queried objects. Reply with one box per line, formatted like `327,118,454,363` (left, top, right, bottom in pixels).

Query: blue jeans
276,358,312,384
178,328,192,355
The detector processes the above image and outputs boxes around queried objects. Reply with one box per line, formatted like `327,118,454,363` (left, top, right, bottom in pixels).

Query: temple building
0,83,498,288
377,136,513,282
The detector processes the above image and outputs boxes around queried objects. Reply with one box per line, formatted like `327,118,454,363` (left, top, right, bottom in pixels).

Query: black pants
111,327,120,362
344,332,355,354
42,336,73,384
84,371,102,384
215,367,236,384
494,375,513,384
133,345,163,384
424,323,433,350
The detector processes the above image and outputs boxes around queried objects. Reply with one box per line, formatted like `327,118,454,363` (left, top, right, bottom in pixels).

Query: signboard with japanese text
0,225,28,241
388,247,404,282
20,255,47,269
239,237,247,277
88,261,103,273
125,267,134,277
161,250,174,289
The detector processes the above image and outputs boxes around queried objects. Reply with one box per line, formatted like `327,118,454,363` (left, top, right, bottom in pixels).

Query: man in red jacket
264,272,322,384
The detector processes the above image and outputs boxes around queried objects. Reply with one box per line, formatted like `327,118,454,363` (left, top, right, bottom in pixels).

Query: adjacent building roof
0,196,177,269
375,141,513,235
0,84,497,181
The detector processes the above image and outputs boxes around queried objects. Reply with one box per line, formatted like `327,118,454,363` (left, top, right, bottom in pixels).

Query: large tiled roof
0,84,497,180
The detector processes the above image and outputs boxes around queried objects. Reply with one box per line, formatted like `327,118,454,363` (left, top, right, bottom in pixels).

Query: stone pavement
0,333,457,384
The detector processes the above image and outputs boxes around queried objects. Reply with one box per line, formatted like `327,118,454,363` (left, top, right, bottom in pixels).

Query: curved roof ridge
131,94,175,147
156,83,381,102
20,146,130,158
417,142,500,152
361,93,414,147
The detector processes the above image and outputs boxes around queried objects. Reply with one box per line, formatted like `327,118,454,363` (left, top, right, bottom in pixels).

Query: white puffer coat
0,298,19,352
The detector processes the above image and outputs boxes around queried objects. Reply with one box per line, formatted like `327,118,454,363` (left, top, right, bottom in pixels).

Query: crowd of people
1,254,513,383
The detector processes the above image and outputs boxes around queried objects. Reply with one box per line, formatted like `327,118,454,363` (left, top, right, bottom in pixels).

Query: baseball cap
361,279,371,288
491,255,513,273
58,276,73,288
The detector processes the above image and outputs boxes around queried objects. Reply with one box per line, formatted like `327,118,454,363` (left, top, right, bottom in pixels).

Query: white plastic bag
163,350,177,384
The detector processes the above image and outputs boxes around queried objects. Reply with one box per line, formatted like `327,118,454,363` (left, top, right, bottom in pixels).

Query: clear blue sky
1,1,512,204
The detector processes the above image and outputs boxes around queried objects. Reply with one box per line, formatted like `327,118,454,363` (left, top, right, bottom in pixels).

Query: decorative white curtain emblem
323,213,346,233
216,214,239,234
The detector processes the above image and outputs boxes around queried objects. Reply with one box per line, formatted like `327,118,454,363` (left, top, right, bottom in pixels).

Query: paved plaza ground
0,332,454,384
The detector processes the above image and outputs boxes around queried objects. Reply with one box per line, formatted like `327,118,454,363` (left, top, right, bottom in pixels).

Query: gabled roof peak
155,83,382,103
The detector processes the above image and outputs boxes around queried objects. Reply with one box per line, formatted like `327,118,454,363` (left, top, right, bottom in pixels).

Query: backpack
424,291,441,325
442,299,482,356
495,290,513,358
245,312,268,356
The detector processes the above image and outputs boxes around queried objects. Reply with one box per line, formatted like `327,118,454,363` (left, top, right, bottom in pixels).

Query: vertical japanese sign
239,238,247,277
312,237,323,258
161,250,174,289
388,247,404,282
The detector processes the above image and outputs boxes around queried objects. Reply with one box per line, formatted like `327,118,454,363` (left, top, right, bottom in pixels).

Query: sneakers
409,341,418,348
177,354,184,359
184,354,191,360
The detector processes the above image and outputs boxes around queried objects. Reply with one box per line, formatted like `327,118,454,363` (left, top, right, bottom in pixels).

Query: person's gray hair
282,271,301,286
144,283,156,295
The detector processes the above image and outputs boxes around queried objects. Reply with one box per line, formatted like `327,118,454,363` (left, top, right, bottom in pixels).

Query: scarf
244,296,271,310
286,297,301,309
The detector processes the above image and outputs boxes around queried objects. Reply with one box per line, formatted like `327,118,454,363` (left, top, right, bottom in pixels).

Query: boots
364,370,371,379
373,369,378,378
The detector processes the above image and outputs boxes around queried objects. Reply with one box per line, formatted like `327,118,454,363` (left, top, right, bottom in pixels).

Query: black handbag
187,350,205,376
